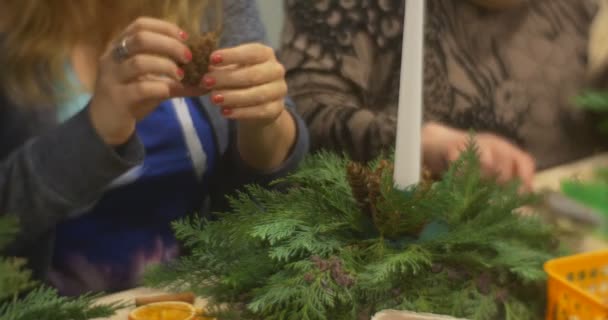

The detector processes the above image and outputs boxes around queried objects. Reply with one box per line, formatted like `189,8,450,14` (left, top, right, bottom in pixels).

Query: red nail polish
184,49,193,62
222,108,233,116
202,76,216,88
212,94,224,104
211,54,223,65
177,68,185,79
179,30,189,40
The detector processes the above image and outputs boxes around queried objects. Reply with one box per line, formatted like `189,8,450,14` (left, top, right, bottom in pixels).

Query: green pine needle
0,217,35,301
574,90,608,111
0,287,124,320
0,218,18,250
0,217,122,320
145,142,556,320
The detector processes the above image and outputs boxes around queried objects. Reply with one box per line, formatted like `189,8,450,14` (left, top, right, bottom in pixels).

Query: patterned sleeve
279,0,405,163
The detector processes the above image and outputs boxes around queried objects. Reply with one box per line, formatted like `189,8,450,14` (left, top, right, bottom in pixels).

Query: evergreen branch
503,298,537,320
250,219,305,246
0,218,120,320
0,258,35,301
268,228,341,262
360,246,432,285
0,217,38,301
574,90,608,111
0,217,18,251
0,287,123,320
144,144,555,320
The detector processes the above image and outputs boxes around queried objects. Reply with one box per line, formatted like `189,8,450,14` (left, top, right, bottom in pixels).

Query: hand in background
422,122,536,191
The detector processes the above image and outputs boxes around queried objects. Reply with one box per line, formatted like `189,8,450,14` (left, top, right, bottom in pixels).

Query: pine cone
311,255,331,272
368,161,392,219
367,174,381,217
347,162,372,214
311,256,356,289
369,159,393,206
180,32,219,86
375,160,394,176
329,257,355,288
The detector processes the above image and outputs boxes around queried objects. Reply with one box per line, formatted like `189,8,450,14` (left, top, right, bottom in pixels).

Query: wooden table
97,153,608,319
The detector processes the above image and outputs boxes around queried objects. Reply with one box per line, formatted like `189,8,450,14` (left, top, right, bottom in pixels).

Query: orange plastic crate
545,250,608,320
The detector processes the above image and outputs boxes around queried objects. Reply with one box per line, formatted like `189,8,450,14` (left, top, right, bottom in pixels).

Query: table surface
97,153,608,319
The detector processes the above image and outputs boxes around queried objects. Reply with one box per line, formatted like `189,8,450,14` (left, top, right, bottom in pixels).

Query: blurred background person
280,0,605,189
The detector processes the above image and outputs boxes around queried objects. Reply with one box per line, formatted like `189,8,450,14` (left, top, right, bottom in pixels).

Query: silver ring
112,37,130,62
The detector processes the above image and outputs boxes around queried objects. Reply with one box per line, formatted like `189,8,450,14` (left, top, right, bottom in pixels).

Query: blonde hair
0,0,221,106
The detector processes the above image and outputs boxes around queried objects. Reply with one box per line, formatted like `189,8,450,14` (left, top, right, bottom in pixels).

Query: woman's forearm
236,108,296,170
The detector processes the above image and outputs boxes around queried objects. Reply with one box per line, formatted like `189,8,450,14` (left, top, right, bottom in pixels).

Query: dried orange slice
128,301,213,320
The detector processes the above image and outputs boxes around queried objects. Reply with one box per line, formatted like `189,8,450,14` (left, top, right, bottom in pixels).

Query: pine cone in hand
180,32,219,86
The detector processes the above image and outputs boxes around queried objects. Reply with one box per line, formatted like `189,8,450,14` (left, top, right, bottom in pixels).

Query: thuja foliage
565,91,608,222
0,217,121,320
145,144,557,320
574,90,608,134
0,218,33,302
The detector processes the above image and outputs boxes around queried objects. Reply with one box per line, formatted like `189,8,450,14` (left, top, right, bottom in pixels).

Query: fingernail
212,94,224,104
202,76,216,88
222,108,233,116
179,30,189,41
177,68,185,80
184,49,193,62
211,54,223,65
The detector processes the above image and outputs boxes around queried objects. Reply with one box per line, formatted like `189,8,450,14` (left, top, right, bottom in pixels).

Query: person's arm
279,72,397,163
205,42,297,171
0,104,143,248
278,1,401,163
208,0,308,202
1,16,199,247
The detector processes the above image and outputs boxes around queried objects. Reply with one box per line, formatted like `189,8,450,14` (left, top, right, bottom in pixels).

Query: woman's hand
88,17,206,146
202,43,296,170
422,122,536,190
202,43,288,124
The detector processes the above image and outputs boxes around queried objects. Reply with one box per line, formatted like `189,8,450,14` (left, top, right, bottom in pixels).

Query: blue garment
50,94,217,295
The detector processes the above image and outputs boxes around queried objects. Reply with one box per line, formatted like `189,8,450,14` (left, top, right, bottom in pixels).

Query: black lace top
280,0,607,169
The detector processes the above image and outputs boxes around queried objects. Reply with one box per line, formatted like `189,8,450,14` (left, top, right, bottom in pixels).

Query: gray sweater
0,0,309,282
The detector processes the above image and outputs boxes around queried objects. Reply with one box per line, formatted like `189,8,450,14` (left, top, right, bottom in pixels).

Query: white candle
393,0,426,189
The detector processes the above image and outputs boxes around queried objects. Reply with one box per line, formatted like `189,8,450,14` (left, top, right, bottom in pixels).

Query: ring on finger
112,37,131,63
